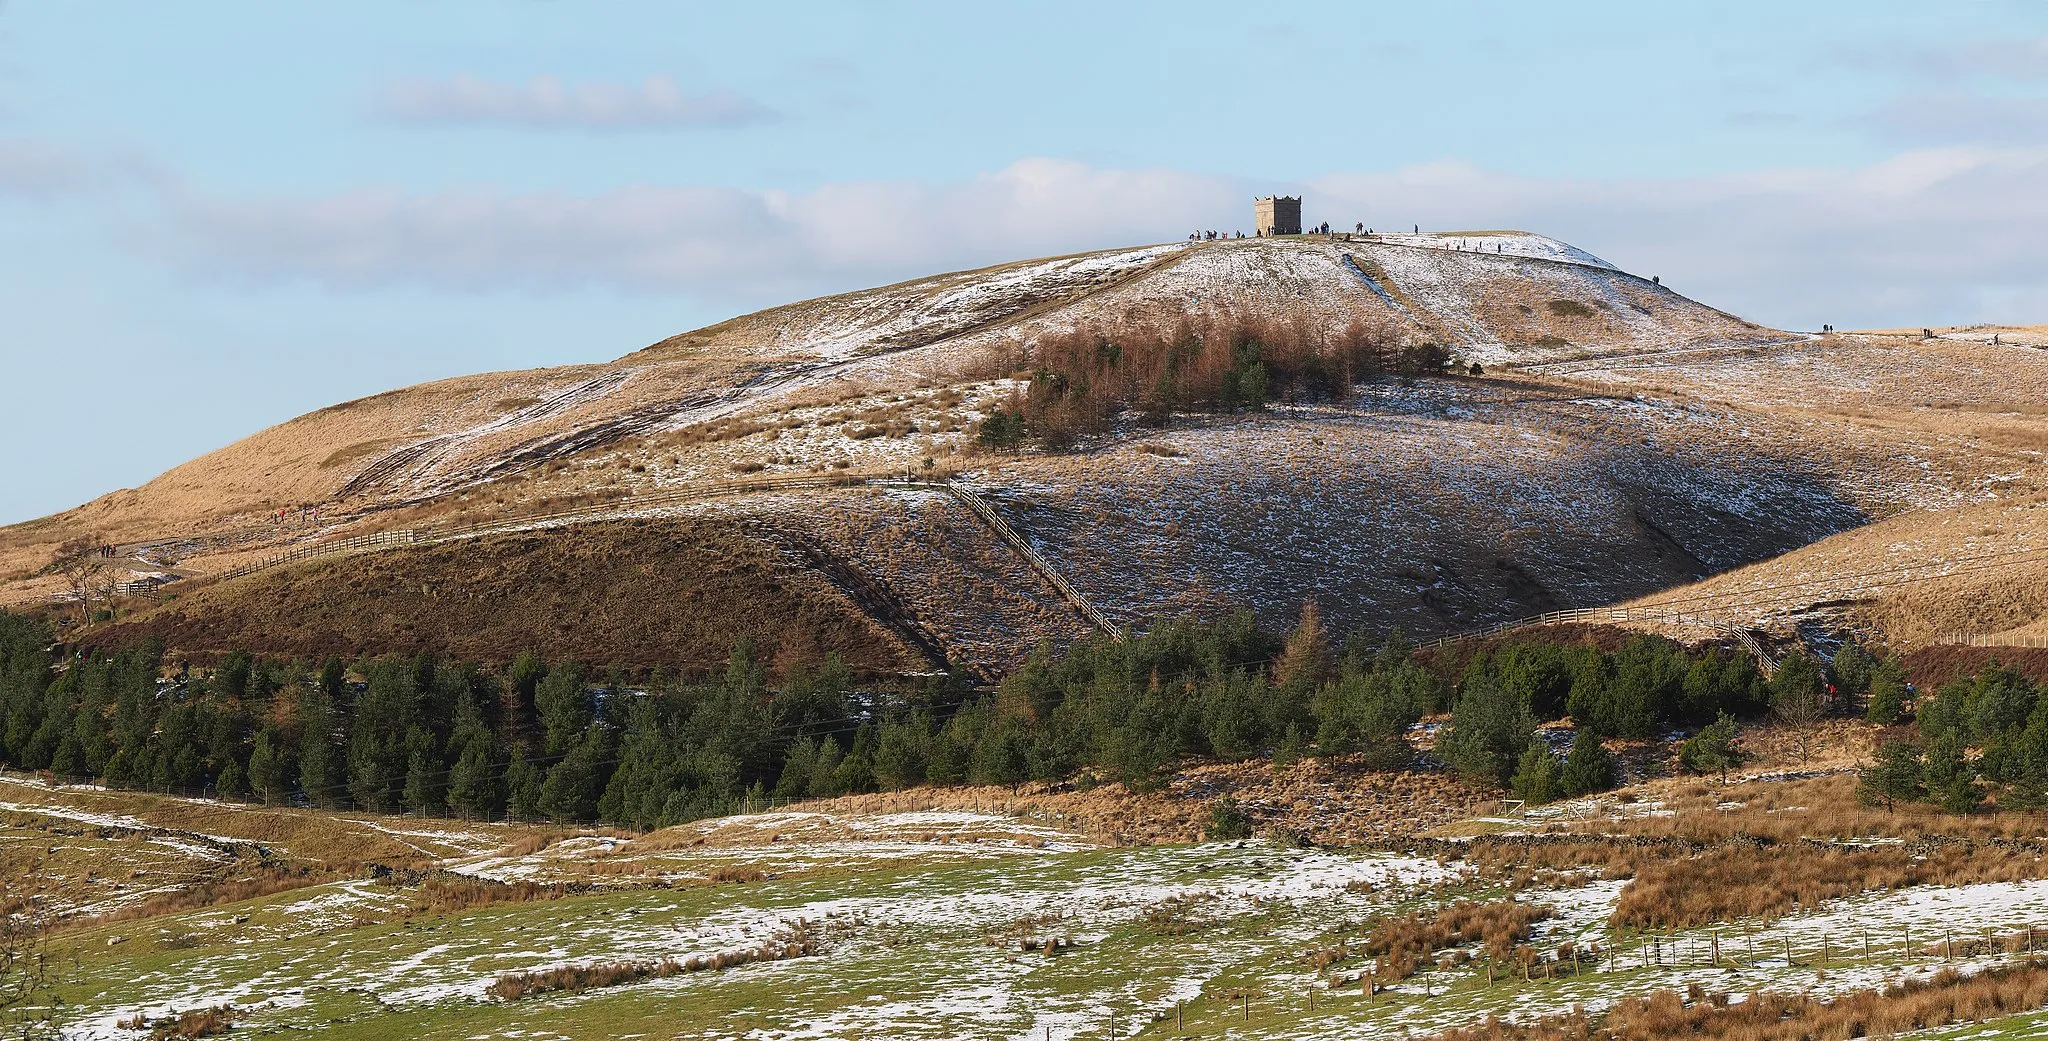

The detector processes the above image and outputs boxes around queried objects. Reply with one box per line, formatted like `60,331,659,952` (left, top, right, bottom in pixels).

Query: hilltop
5,232,2045,672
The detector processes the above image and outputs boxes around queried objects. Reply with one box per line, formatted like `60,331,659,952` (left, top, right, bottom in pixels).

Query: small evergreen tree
401,725,443,816
832,725,878,795
1924,731,1979,814
1207,796,1252,840
215,758,247,799
1858,740,1924,811
447,735,505,820
1559,728,1619,796
505,746,542,821
247,725,292,805
1439,677,1535,788
873,718,929,790
1509,738,1562,804
775,737,818,800
1679,712,1740,779
1830,643,1877,700
1865,656,1912,726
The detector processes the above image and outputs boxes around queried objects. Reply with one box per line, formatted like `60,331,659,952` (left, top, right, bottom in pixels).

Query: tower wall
1255,196,1302,236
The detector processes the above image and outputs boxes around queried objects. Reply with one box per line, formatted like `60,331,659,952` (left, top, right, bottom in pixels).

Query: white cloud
166,158,1236,301
1864,93,2048,146
0,138,164,199
376,73,775,129
160,150,2048,330
1877,36,2048,83
0,138,98,196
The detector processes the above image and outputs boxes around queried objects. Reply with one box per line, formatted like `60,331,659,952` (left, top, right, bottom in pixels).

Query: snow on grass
1370,232,1620,270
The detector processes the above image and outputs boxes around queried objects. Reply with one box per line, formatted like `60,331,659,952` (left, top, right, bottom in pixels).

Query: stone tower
1255,195,1302,237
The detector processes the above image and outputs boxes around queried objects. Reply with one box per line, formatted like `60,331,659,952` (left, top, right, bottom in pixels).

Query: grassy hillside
89,517,928,675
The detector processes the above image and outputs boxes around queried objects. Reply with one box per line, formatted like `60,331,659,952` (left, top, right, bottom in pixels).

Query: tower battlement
1255,195,1302,237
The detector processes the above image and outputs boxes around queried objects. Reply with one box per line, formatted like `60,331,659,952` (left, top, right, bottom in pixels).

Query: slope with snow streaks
633,243,1194,365
1371,231,1621,269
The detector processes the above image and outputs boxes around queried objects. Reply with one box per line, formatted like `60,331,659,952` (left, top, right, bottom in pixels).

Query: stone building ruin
1255,195,1302,237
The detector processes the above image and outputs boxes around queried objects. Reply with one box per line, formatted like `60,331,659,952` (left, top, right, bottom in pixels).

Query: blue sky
3,1,2046,523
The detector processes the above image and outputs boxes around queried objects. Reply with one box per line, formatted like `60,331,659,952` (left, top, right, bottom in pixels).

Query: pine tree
1865,657,1911,726
1439,676,1535,787
215,759,247,799
970,724,1029,790
402,725,443,816
1510,738,1561,804
832,725,877,794
1559,728,1619,796
807,737,844,798
1311,666,1421,769
447,734,504,820
505,746,542,821
1830,643,1878,700
296,682,345,808
926,726,968,786
537,727,605,823
247,725,292,805
1858,740,1924,811
1924,732,1979,814
1679,712,1740,779
775,737,818,800
873,718,929,790
533,663,590,758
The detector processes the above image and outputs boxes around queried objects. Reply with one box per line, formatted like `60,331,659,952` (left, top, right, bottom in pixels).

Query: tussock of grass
391,871,577,916
119,1005,237,1039
488,919,831,1000
72,865,339,931
1366,899,1552,982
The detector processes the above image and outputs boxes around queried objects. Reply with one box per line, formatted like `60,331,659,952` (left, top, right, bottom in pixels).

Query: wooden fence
936,481,1125,642
1940,633,2048,650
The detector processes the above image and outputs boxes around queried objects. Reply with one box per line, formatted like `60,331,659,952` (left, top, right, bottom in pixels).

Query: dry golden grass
1612,841,2048,929
394,872,575,916
68,864,340,931
1366,900,1552,981
88,516,920,674
1434,960,2048,1041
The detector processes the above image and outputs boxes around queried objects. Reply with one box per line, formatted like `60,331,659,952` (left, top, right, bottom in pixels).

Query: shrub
1678,713,1740,778
1207,797,1252,840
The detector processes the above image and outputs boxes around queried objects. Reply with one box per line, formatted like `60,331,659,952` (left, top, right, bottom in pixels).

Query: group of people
271,504,323,526
1198,221,1382,240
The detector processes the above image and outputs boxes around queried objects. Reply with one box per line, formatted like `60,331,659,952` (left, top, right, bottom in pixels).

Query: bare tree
50,536,107,628
1770,651,1829,766
0,854,66,1040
